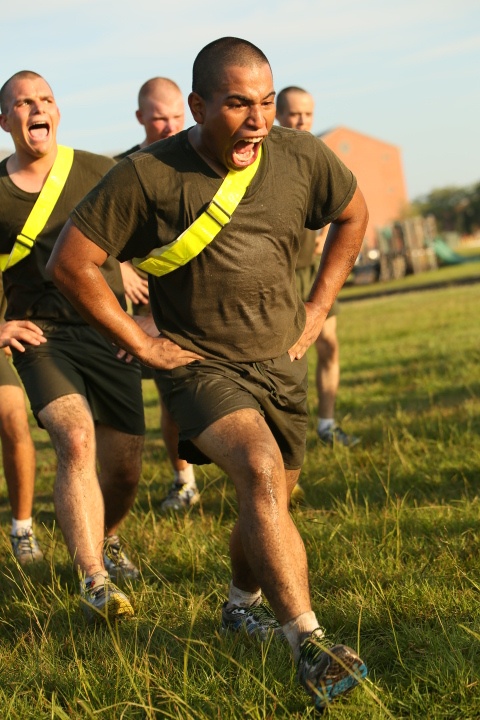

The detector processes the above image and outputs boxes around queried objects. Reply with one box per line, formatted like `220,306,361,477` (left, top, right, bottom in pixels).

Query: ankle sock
227,581,262,609
174,464,196,487
11,517,33,536
318,418,334,434
282,610,322,662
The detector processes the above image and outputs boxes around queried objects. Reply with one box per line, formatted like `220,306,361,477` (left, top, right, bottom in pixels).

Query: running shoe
297,629,367,712
221,597,283,640
160,482,200,512
290,482,306,507
103,535,140,581
10,529,44,565
318,424,360,448
80,575,134,623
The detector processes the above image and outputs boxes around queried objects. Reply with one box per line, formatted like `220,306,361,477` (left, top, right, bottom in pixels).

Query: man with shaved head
276,86,360,504
0,70,145,622
48,38,369,711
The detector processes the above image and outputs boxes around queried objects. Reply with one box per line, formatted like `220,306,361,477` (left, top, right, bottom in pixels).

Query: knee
54,424,94,463
0,407,31,444
315,332,338,364
238,451,286,506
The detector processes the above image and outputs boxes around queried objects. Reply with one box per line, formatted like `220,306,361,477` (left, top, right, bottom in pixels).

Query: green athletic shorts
295,263,340,318
12,322,145,436
0,349,21,388
155,352,308,470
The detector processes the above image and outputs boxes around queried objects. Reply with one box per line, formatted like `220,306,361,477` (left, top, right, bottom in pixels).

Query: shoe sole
303,644,367,711
160,494,200,513
81,595,135,623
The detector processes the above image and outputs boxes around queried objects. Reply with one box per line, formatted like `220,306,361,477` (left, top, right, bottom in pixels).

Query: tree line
411,181,480,236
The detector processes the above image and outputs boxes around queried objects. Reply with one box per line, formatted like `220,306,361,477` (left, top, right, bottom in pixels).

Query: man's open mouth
28,121,50,140
232,137,263,167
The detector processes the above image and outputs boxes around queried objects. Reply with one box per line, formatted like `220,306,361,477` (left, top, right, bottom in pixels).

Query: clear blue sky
1,0,479,200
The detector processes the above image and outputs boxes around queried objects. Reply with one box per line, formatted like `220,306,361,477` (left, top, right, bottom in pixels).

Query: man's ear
135,109,145,127
0,114,11,133
188,92,206,124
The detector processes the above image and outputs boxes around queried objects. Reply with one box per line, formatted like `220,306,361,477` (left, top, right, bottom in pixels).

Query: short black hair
0,70,45,113
276,86,309,115
192,37,271,100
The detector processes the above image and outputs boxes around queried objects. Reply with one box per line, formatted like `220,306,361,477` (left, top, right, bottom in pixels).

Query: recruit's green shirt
72,126,356,361
0,150,125,324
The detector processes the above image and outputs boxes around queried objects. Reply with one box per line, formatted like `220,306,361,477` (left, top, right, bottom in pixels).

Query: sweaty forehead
8,76,53,102
216,62,273,93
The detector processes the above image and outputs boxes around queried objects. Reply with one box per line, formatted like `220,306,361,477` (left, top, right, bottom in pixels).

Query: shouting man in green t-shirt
0,70,145,621
48,37,369,713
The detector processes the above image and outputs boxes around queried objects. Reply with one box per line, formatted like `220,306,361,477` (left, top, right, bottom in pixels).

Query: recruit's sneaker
10,529,44,565
80,575,134,623
103,535,140,581
290,482,306,507
297,629,367,712
221,597,283,640
160,482,200,512
317,424,361,448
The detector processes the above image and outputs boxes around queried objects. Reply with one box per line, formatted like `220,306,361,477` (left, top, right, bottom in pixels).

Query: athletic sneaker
297,630,367,712
103,535,140,581
80,575,134,623
221,597,283,640
10,529,44,565
160,482,200,512
290,482,306,507
317,424,360,448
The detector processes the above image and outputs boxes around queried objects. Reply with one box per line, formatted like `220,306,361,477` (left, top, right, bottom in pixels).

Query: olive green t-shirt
296,228,319,270
72,126,356,361
0,150,125,323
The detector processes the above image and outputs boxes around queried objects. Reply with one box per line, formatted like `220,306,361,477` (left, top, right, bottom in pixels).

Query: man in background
116,77,199,513
0,70,144,621
0,276,42,565
276,86,360,451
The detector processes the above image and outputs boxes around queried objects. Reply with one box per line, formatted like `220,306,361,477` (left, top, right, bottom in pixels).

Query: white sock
83,571,109,589
317,418,334,434
11,517,33,536
227,581,262,609
174,464,196,487
282,611,323,663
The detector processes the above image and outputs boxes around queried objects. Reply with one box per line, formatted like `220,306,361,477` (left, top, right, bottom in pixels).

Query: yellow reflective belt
0,146,74,272
133,146,262,277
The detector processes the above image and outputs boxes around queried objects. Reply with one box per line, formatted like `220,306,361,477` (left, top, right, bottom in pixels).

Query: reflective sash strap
133,146,262,277
0,146,74,272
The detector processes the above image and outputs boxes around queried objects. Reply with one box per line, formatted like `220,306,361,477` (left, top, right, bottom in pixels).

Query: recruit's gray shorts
12,322,145,436
155,352,308,469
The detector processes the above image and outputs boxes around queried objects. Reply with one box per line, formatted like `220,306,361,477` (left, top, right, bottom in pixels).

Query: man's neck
6,145,58,193
188,126,226,178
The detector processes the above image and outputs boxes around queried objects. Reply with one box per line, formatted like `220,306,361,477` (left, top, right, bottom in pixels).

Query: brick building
319,126,408,248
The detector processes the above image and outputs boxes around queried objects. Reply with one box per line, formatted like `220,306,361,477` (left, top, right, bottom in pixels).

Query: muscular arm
47,220,203,369
289,186,368,360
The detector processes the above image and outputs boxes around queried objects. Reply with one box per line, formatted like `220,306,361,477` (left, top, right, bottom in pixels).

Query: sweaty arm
288,186,368,360
46,220,203,369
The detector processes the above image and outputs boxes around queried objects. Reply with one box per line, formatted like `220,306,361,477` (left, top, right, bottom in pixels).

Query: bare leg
0,385,36,520
315,315,339,420
96,424,143,534
38,394,105,577
193,408,311,625
229,467,300,592
156,385,192,476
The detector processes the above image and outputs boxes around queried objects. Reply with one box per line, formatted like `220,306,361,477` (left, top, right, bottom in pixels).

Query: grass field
1,282,479,718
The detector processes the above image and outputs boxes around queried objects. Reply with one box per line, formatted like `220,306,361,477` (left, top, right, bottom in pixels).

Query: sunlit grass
0,283,479,718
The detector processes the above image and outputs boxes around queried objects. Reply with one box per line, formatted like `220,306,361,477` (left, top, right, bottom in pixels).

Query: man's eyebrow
226,91,276,103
